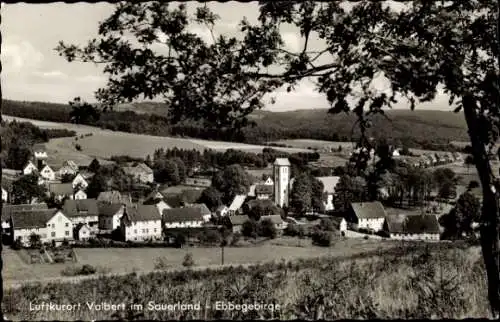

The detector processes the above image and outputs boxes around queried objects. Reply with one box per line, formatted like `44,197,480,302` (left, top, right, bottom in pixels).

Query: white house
74,189,87,200
216,205,229,217
392,149,401,157
316,176,341,212
72,173,89,190
11,209,73,247
120,205,162,241
255,184,273,200
74,223,92,241
228,194,247,215
40,165,57,181
1,203,49,236
348,201,387,232
122,163,154,184
62,199,99,233
273,158,291,207
98,203,126,231
23,161,38,176
263,176,274,186
163,207,205,229
384,214,441,241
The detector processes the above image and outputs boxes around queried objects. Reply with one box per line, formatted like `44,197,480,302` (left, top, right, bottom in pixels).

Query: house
184,177,212,188
74,223,92,241
48,183,74,201
122,162,154,184
428,154,438,165
97,190,132,205
11,209,73,247
228,215,251,233
58,160,79,177
216,205,230,217
228,194,247,215
23,161,38,176
98,202,126,231
39,164,57,181
392,149,401,157
384,214,441,241
186,203,212,222
348,201,387,232
72,173,90,190
255,185,273,200
62,199,99,232
74,189,87,200
260,215,287,231
143,190,172,214
162,207,205,229
32,143,48,168
120,204,162,241
316,176,341,211
247,184,257,197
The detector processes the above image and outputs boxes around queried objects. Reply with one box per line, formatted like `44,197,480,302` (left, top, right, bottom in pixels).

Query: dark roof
2,203,49,221
162,207,204,223
62,199,99,217
386,214,440,234
163,194,183,208
11,209,59,229
351,202,387,220
98,202,124,217
255,185,273,195
144,190,164,202
229,215,251,226
187,203,211,216
246,199,275,210
124,205,161,223
260,215,284,225
162,189,203,207
48,183,73,196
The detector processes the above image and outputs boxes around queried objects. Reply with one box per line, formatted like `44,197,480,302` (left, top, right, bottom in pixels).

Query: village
0,138,477,265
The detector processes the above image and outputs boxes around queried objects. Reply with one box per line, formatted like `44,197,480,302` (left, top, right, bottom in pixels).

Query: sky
2,2,452,112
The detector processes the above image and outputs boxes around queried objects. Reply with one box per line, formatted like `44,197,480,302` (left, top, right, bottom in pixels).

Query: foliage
333,175,367,212
182,253,195,267
212,164,253,204
153,256,171,270
11,174,47,205
257,218,278,239
241,219,258,239
290,173,324,214
197,187,223,212
441,192,481,240
311,229,333,247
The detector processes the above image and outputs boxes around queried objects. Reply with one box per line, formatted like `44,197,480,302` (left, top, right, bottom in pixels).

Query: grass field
3,237,398,286
4,115,309,164
271,139,356,150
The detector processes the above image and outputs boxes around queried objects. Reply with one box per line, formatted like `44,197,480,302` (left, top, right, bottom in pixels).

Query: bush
61,264,102,276
241,219,258,238
258,219,278,239
231,232,241,246
182,253,195,267
311,230,333,247
154,256,170,270
284,223,300,236
75,144,82,151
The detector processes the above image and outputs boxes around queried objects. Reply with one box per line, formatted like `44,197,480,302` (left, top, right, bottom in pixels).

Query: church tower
273,158,291,208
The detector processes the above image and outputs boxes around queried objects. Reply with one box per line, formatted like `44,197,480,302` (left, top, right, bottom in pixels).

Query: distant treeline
3,99,469,150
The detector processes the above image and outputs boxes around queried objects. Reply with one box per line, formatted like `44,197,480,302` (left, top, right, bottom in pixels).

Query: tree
198,186,223,212
154,159,181,185
88,158,101,173
212,164,253,204
69,97,100,124
11,174,47,204
86,173,108,199
456,192,482,237
241,219,258,239
6,144,32,170
56,1,500,315
182,253,195,267
60,173,75,183
257,218,278,239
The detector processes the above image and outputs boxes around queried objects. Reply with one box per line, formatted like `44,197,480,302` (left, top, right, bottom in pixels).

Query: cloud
2,39,44,74
33,70,68,80
77,75,106,84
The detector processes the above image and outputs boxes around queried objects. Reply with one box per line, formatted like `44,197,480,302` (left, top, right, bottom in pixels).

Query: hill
2,99,469,148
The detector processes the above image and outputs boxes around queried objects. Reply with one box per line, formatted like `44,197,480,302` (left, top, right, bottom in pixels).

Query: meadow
3,242,489,320
3,237,396,287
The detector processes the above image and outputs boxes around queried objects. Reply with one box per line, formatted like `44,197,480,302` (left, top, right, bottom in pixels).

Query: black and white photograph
0,1,499,320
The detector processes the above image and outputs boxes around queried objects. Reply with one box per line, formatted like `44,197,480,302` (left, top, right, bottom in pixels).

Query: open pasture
271,139,356,150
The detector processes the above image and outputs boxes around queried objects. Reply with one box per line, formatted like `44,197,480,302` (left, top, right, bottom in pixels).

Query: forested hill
2,99,468,148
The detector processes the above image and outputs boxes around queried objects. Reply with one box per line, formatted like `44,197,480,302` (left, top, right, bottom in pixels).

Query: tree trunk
462,95,500,318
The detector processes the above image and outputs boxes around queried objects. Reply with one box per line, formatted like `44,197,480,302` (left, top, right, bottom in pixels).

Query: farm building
122,162,154,184
58,160,79,177
48,183,74,201
11,209,73,247
316,176,340,211
120,204,162,242
143,191,172,215
97,190,132,205
62,199,99,233
1,203,49,238
255,184,273,200
348,201,387,232
228,194,247,215
185,203,212,222
384,214,441,241
162,207,205,229
98,202,126,231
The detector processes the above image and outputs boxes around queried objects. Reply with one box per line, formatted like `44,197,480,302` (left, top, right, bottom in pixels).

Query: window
146,229,149,233
154,228,157,233
47,223,50,227
51,224,55,228
134,229,137,234
65,231,69,236
51,232,56,237
65,223,69,227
